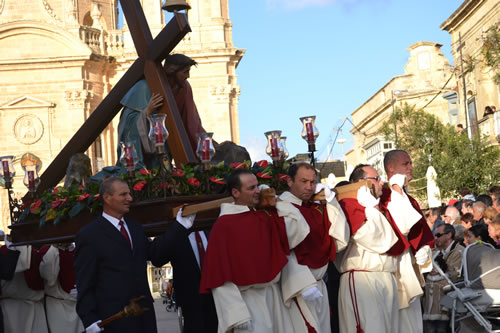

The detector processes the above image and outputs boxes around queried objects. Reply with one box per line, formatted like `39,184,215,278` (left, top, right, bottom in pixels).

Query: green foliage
482,21,500,84
379,103,500,199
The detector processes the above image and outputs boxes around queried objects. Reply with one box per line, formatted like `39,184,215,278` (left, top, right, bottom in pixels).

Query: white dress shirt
102,212,133,248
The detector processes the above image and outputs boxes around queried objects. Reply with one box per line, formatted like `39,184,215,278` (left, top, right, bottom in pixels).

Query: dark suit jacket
75,216,166,333
0,247,20,333
151,221,218,333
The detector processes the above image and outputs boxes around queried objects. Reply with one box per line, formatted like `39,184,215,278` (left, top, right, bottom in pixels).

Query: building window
383,143,392,149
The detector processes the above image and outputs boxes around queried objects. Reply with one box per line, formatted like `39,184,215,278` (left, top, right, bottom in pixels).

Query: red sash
292,202,336,269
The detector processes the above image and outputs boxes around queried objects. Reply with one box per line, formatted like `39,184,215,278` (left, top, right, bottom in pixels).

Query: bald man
379,150,434,333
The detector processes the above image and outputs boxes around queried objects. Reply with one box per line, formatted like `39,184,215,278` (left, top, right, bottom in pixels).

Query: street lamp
391,89,408,147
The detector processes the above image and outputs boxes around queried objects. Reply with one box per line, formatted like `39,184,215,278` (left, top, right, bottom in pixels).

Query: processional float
3,0,360,246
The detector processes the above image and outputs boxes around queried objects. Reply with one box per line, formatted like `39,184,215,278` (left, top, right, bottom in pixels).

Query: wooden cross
34,1,197,195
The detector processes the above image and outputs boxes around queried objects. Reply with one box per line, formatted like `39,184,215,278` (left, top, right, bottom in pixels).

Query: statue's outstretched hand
145,93,164,115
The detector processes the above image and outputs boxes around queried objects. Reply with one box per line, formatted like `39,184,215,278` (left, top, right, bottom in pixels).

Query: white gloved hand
315,183,335,202
415,245,431,266
302,286,323,302
357,186,379,208
389,174,406,189
258,184,270,191
85,321,103,333
176,208,196,229
235,320,253,331
69,288,78,298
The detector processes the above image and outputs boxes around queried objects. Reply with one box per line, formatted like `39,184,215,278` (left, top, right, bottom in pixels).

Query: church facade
0,0,244,231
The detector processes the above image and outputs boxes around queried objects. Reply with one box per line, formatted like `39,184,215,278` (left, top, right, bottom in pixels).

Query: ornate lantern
148,114,169,154
279,136,289,160
119,142,139,177
264,130,282,167
196,132,216,167
300,116,319,152
0,156,15,188
23,165,40,193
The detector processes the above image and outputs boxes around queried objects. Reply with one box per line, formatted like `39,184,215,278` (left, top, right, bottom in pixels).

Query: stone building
344,41,456,178
0,0,244,231
441,0,500,145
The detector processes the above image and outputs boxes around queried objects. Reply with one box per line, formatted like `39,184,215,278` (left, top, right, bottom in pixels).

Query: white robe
338,206,399,333
387,189,431,333
39,245,84,333
277,191,350,333
0,245,48,333
211,203,299,333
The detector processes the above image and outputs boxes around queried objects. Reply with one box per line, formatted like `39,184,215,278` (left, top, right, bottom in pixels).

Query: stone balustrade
478,112,500,145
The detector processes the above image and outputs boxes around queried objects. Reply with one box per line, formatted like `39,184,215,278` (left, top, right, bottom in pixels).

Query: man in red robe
337,164,400,333
378,150,434,333
276,162,349,333
199,169,295,333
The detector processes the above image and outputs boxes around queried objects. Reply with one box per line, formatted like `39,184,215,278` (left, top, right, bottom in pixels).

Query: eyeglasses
361,176,381,182
434,232,449,238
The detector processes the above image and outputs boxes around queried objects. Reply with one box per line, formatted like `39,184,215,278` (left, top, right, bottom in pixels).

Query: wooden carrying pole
82,296,148,333
173,197,234,218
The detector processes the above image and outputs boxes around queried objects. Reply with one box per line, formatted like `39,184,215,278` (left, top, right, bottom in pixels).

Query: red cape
292,202,336,269
338,198,367,235
39,245,76,293
199,208,290,294
379,187,434,256
23,247,44,291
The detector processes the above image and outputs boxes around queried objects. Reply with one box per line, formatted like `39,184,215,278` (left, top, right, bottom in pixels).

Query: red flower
94,194,100,200
209,176,226,184
171,169,184,177
51,197,62,208
256,160,269,168
77,193,90,201
279,173,290,183
257,172,272,179
52,187,60,194
30,199,42,213
187,177,200,187
133,180,146,191
78,185,84,191
229,162,248,169
139,168,150,175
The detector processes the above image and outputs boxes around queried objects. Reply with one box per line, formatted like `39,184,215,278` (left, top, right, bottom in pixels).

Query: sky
227,0,464,163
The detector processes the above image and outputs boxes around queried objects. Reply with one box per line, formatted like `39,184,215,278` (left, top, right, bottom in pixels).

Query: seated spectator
487,214,500,248
493,196,500,214
460,213,476,229
444,206,460,225
461,199,474,215
425,207,441,231
476,194,493,207
483,106,494,117
473,201,487,223
454,224,466,246
489,185,500,203
464,223,495,247
484,206,498,224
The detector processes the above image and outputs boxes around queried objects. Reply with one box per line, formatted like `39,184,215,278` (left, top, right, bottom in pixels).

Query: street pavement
153,292,181,333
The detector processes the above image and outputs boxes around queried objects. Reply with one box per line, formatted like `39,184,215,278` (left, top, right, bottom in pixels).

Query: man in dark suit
152,212,218,333
75,177,172,333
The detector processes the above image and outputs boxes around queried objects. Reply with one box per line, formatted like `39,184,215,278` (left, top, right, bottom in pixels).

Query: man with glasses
337,164,400,333
379,150,435,333
423,224,463,333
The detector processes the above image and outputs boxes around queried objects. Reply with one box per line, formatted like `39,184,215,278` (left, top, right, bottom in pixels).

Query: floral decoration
18,159,290,227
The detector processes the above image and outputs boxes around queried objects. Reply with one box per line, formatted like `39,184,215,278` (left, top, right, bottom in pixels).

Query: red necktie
119,220,132,248
194,231,205,269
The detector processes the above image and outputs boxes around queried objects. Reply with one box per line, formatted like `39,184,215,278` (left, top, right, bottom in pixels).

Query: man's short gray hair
99,177,128,198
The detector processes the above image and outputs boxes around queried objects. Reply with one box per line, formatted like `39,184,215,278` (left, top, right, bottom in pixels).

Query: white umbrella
426,165,441,208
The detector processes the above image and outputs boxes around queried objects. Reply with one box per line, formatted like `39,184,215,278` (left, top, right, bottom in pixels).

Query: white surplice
338,206,399,333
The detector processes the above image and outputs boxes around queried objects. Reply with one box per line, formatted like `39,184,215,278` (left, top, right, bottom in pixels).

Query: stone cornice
440,0,484,32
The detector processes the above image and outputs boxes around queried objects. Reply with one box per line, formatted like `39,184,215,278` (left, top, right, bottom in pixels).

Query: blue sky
228,0,464,162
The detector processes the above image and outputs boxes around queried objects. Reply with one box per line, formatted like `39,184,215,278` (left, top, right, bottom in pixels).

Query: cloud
241,136,269,163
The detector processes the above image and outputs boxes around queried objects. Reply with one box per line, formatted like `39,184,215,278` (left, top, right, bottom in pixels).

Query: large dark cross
33,1,197,195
